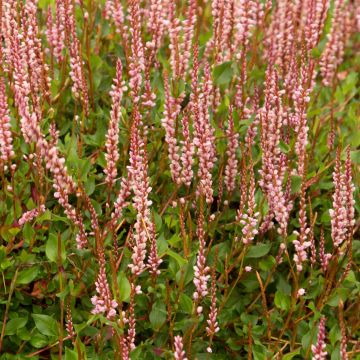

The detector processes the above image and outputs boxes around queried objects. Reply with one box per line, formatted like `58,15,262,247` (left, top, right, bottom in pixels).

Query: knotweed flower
311,317,327,360
293,181,311,272
19,205,46,226
330,149,348,249
193,210,210,300
206,261,220,353
224,105,239,193
127,109,153,275
128,0,145,103
91,251,118,320
180,114,194,186
66,303,75,340
127,283,136,351
194,63,216,204
104,59,127,187
0,78,14,168
161,73,181,183
65,0,89,114
174,335,187,360
258,64,291,235
320,0,351,86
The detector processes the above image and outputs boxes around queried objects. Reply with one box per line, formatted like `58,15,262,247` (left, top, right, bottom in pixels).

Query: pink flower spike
311,317,327,360
91,251,118,320
174,335,187,360
104,59,127,187
0,78,14,168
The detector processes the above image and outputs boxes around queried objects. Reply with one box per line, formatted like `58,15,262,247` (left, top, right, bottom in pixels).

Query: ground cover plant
0,0,359,358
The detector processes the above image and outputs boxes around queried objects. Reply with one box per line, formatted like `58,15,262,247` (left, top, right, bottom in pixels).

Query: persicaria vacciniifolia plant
0,0,359,358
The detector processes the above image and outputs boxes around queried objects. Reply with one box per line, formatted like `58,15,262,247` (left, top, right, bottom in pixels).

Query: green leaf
23,222,35,244
166,249,187,266
179,293,193,314
45,233,66,263
291,175,302,194
16,266,39,285
279,140,290,154
117,271,131,302
30,332,49,348
274,291,291,311
4,317,27,335
65,347,78,360
149,301,167,330
246,244,272,258
213,61,234,86
32,314,58,337
283,348,301,360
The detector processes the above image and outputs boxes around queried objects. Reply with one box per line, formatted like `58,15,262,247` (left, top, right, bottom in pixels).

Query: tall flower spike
343,146,355,238
174,335,187,360
0,78,14,168
311,317,327,360
127,283,137,351
320,0,350,86
161,72,181,183
224,104,239,193
66,303,75,340
65,0,89,114
193,206,210,301
19,205,46,226
53,0,66,60
329,149,348,249
128,0,145,103
128,109,152,276
104,59,127,187
258,64,291,235
195,63,216,204
91,251,118,320
239,149,259,244
180,114,194,186
206,257,220,353
293,178,311,272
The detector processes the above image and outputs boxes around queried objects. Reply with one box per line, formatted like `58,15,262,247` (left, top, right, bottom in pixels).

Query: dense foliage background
0,0,359,359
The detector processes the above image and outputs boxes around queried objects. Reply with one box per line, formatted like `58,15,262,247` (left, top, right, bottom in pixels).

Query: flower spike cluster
0,78,14,169
91,251,118,320
311,317,327,360
174,335,187,360
193,208,210,301
127,109,154,276
330,148,355,250
104,59,127,187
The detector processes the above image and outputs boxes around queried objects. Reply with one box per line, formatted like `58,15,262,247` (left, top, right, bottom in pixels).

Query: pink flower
224,105,239,193
127,109,153,276
330,149,349,249
193,211,210,300
0,78,14,167
174,335,187,360
180,115,195,186
128,0,145,103
104,59,127,187
194,63,217,204
320,0,351,86
258,64,292,235
65,0,89,114
161,73,182,183
91,251,118,320
311,317,327,360
19,205,46,226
